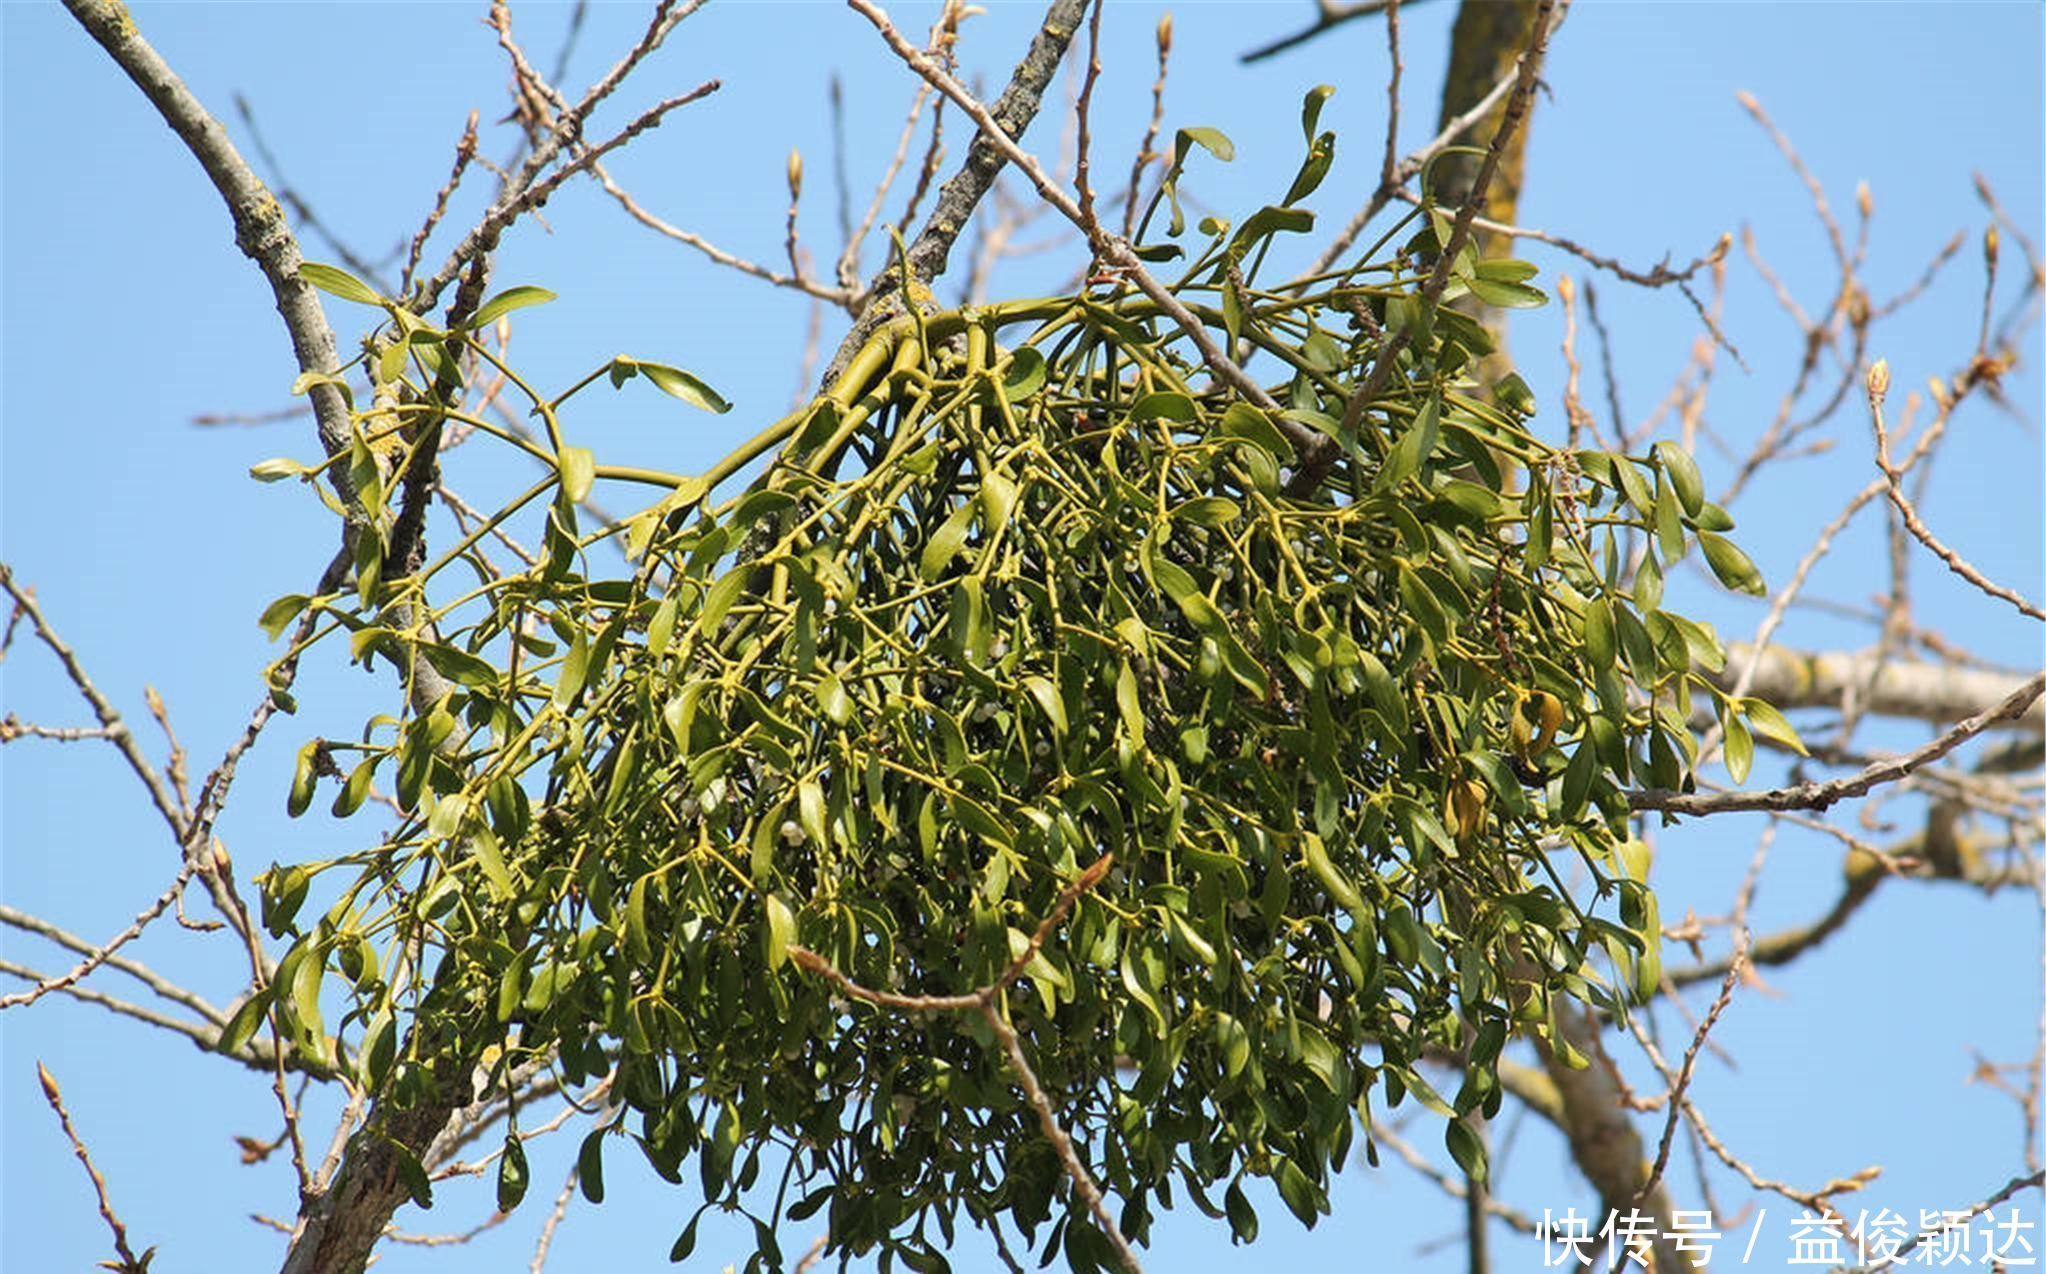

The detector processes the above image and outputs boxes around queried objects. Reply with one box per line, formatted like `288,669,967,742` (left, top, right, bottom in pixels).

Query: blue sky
3,2,2041,1272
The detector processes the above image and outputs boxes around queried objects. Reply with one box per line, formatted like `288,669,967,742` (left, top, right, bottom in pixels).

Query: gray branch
62,0,355,477
820,0,1088,390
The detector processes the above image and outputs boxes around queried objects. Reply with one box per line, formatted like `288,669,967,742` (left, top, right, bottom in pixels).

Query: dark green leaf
577,1128,607,1204
216,988,273,1056
1445,1119,1489,1184
497,1132,530,1212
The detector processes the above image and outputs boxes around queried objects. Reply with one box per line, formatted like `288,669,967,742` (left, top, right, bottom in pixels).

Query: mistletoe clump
249,117,1781,1272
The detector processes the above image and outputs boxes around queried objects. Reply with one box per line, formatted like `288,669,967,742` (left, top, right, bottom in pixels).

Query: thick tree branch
1711,643,2045,732
1630,669,2046,816
1533,1006,1693,1271
61,0,355,477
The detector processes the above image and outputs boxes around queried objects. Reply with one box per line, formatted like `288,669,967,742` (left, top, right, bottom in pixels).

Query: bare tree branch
1631,669,2046,816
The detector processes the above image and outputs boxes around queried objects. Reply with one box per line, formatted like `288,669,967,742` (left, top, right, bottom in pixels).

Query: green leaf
249,458,306,483
1474,257,1540,284
952,793,1012,849
497,1132,531,1212
258,594,310,641
1560,738,1597,818
646,593,680,659
467,285,556,329
216,988,272,1056
289,939,326,1061
1176,126,1235,163
1300,84,1336,141
669,1211,702,1262
1128,391,1197,424
1302,832,1363,914
287,741,319,818
698,565,752,632
1115,660,1145,748
1023,675,1068,739
1397,565,1449,649
979,470,1018,536
919,498,979,580
999,348,1046,402
1740,697,1808,755
554,630,590,707
1464,275,1548,309
798,777,829,849
1700,532,1765,595
577,1128,607,1204
298,261,382,305
1723,711,1755,784
559,445,596,504
1527,480,1553,569
262,864,310,936
289,369,355,411
1634,550,1663,613
1377,395,1440,491
1654,474,1688,563
332,757,375,818
395,1141,435,1210
1612,455,1654,513
1172,496,1241,527
1691,501,1737,532
616,357,732,413
814,670,853,726
1445,1119,1489,1184
1213,1012,1251,1079
764,894,796,971
1217,402,1293,457
419,641,499,690
1274,1157,1324,1227
1224,1178,1259,1243
1229,205,1316,258
1655,440,1706,516
1583,597,1616,669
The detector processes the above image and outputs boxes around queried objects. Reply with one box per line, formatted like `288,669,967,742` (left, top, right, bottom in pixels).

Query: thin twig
1378,0,1404,194
1241,0,1398,64
1120,14,1171,241
0,859,205,1011
414,0,710,316
1839,1171,2044,1273
1302,42,1530,280
1071,0,1107,244
402,110,482,298
1631,669,2046,816
527,1162,581,1272
1869,360,2046,623
39,1063,152,1273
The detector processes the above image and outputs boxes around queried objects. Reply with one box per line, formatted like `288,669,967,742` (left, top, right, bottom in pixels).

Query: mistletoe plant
240,110,1784,1272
